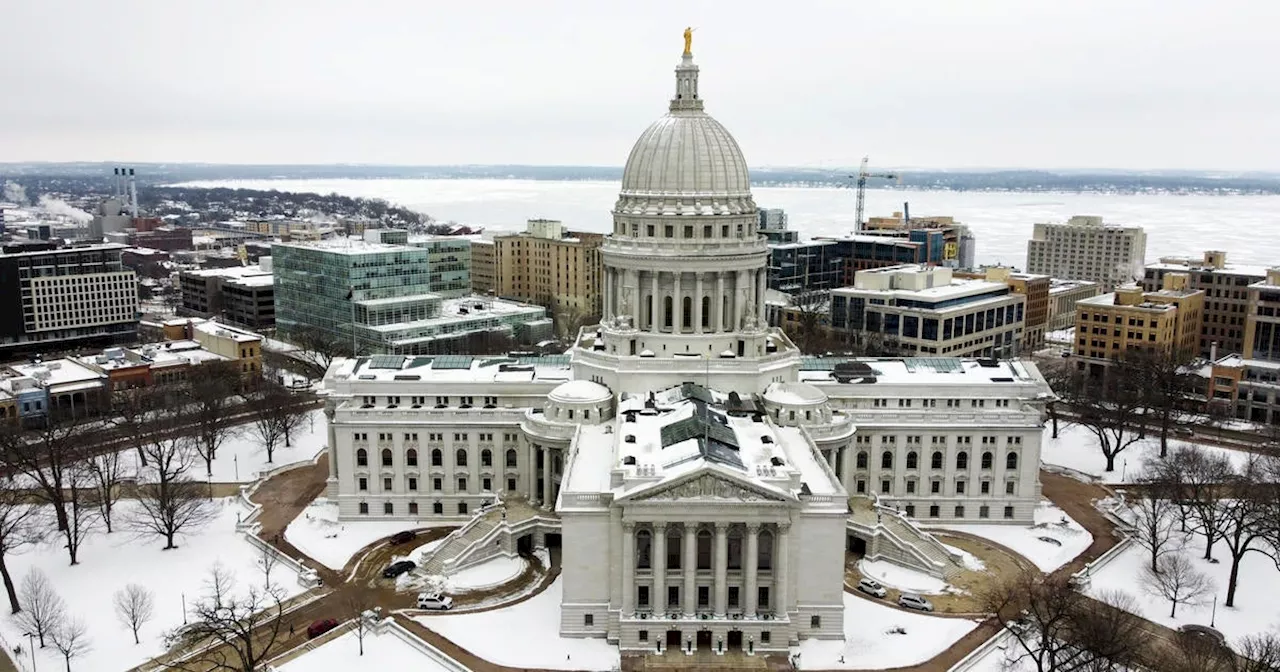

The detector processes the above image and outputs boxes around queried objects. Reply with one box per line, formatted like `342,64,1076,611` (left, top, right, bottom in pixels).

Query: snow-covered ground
277,628,457,671
793,591,981,669
1041,424,1252,484
418,577,620,670
286,499,444,571
858,559,949,594
943,543,987,572
0,498,304,672
934,501,1093,572
447,556,526,591
1087,527,1280,643
195,409,329,483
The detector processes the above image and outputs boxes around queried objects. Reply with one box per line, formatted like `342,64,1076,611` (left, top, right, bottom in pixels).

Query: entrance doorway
546,533,562,548
666,630,682,646
516,534,533,554
727,630,743,650
696,630,712,649
847,534,867,555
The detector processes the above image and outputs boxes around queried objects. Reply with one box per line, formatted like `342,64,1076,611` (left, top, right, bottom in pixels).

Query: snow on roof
332,354,572,385
549,380,611,403
193,320,261,342
762,382,827,405
137,340,230,367
10,359,105,389
184,264,274,286
798,357,1047,389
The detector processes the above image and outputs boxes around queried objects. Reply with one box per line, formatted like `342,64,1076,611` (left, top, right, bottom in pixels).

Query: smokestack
113,167,121,200
1210,341,1218,362
127,168,139,217
903,202,910,226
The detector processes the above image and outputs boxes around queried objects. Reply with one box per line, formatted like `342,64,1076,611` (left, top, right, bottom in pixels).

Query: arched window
481,449,492,467
456,449,468,467
931,451,943,470
681,296,692,330
431,449,443,467
906,451,918,469
1006,452,1019,470
856,451,868,469
727,527,743,570
667,527,682,569
701,296,711,328
381,448,393,467
880,451,893,469
664,296,673,329
758,529,774,570
505,448,518,468
356,448,368,467
981,452,993,470
406,448,418,467
956,451,968,470
696,529,713,569
636,529,652,570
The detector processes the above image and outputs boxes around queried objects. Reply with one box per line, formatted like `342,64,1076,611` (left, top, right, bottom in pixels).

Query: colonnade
601,267,768,333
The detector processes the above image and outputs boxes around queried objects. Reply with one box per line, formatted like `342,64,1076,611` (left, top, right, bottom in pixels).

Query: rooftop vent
624,435,636,443
623,456,637,465
977,358,1000,368
770,456,785,467
761,436,774,444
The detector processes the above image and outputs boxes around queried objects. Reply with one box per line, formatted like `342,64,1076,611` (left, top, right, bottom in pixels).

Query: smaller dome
763,382,828,406
549,380,612,404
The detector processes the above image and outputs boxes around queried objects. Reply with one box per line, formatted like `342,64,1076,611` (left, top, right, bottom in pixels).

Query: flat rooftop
10,359,105,388
1148,261,1269,278
273,236,419,256
184,265,274,287
797,356,1047,388
836,278,1010,302
332,354,573,385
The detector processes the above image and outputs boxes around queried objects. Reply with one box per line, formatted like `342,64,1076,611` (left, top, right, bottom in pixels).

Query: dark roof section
659,398,744,472
367,354,407,370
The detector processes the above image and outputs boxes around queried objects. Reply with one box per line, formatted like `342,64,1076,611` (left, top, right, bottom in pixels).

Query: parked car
388,530,417,546
898,594,934,612
856,578,887,598
306,619,339,639
416,592,454,610
382,560,416,578
1174,426,1194,437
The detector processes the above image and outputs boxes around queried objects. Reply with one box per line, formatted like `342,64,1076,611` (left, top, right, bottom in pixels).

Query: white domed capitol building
321,36,1053,658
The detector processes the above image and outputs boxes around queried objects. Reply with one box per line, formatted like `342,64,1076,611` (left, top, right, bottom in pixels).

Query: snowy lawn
1041,424,1251,484
0,498,304,672
793,591,981,669
1086,528,1280,643
285,499,443,571
933,501,1093,572
277,628,457,671
446,556,526,591
943,544,987,572
195,409,329,483
858,559,949,594
417,576,620,670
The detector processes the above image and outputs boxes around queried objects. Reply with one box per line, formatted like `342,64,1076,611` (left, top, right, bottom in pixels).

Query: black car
388,530,417,546
382,560,416,578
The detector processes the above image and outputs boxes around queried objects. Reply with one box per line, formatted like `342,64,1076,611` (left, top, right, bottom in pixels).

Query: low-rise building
957,268,1051,353
1072,274,1204,375
1144,251,1268,358
7,359,108,419
179,261,276,329
1047,279,1101,332
1202,355,1280,426
829,265,1025,358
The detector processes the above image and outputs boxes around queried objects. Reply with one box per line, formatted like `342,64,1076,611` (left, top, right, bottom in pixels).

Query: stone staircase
418,507,506,575
878,511,965,580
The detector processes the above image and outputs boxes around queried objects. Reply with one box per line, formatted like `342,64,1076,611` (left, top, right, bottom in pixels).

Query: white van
416,592,454,610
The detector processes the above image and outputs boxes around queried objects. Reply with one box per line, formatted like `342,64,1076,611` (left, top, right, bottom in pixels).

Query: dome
614,52,755,217
549,380,612,404
763,382,828,406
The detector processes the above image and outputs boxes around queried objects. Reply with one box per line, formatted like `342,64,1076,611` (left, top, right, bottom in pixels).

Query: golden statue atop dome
683,27,694,55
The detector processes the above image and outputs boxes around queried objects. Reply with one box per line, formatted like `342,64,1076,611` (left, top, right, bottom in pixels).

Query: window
1006,481,1016,495
668,585,680,607
668,528,682,569
956,451,968,469
482,477,491,491
906,452,918,469
636,529,652,569
931,451,943,469
856,451,868,469
637,586,650,608
758,530,773,570
381,449,393,467
881,451,893,469
1004,506,1015,519
697,529,712,569
431,449,443,467
929,505,940,518
811,615,821,629
728,586,739,608
432,477,442,491
408,477,418,491
981,452,993,469
457,477,467,492
906,480,916,494
507,477,516,491
639,629,648,642
358,477,368,491
383,502,393,515
698,586,710,608
904,504,915,517
505,449,518,468
980,481,990,494
433,502,443,514
358,502,368,515
856,480,866,494
584,614,594,627
457,502,468,515
456,449,468,467
406,449,418,467
481,449,492,467
356,448,368,467
979,505,990,519
1006,453,1019,470
880,479,890,494
383,477,392,491
954,505,965,518
930,480,941,494
408,502,418,515
956,480,966,494
761,630,771,644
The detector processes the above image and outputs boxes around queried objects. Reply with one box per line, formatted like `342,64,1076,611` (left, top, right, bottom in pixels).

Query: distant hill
3,162,1279,195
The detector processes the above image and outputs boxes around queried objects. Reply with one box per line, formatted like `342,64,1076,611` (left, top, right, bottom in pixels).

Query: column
713,522,728,616
541,447,553,507
673,271,683,332
683,524,697,616
650,271,660,330
827,449,837,470
744,524,760,617
840,445,853,490
622,522,635,616
715,273,725,333
694,273,704,334
653,523,667,613
757,268,767,324
734,270,747,330
774,523,790,619
603,267,613,320
629,269,641,328
526,443,537,503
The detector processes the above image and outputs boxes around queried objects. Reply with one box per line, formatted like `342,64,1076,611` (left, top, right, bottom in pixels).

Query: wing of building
321,46,1053,657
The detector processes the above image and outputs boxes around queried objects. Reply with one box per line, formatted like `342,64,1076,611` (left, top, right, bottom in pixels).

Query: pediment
624,470,791,504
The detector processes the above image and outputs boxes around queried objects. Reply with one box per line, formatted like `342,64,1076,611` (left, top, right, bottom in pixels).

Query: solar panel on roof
516,355,570,366
367,355,407,370
800,357,838,371
432,355,475,370
478,358,517,368
660,417,703,448
904,357,962,374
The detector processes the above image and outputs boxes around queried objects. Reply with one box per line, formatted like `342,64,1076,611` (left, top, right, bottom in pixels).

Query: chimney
127,168,139,217
903,202,910,226
113,167,122,200
1210,341,1219,362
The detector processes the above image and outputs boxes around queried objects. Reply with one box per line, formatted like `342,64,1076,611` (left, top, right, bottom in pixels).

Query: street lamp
1211,594,1217,627
23,632,36,671
234,454,239,482
1121,459,1127,482
182,592,188,625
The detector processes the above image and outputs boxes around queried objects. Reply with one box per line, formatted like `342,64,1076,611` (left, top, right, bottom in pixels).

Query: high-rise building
1143,250,1267,358
829,265,1026,358
0,243,139,354
1072,273,1203,374
767,240,845,296
494,219,603,334
1025,215,1147,291
469,240,496,295
1244,268,1280,362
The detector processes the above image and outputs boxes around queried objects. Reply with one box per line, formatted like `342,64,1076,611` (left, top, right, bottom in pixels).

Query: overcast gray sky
3,0,1277,170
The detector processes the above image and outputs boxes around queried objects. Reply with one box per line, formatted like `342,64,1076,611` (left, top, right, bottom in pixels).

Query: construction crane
848,156,901,234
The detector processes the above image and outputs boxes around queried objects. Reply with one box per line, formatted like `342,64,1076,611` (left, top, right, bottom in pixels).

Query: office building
178,260,276,329
1046,279,1101,332
767,240,844,295
1025,215,1147,291
1143,250,1267,358
0,243,139,354
1244,268,1280,362
959,268,1051,353
758,208,797,244
864,211,976,270
1072,273,1204,375
469,240,496,295
319,44,1053,657
818,232,952,287
829,265,1026,358
495,219,603,334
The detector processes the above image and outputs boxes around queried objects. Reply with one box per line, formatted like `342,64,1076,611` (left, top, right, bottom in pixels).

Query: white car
856,578,887,598
416,592,454,610
898,593,934,612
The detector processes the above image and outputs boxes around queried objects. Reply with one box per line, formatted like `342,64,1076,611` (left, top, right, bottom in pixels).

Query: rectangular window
668,586,679,607
757,586,769,609
880,480,890,494
383,502,393,515
1004,506,1015,519
955,480,966,494
482,477,492,491
383,477,393,491
954,505,965,518
810,615,821,629
698,586,710,608
930,480,940,494
929,505,940,518
979,505,989,519
408,477,418,491
761,631,771,644
906,480,916,494
433,502,443,515
507,477,517,491
728,586,739,608
358,477,368,491
639,629,648,642
358,502,368,515
433,478,442,491
584,614,594,627
638,586,650,608
458,502,469,515
856,480,866,494
1005,481,1016,495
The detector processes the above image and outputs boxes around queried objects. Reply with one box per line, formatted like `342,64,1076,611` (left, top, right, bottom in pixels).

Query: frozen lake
176,178,1280,269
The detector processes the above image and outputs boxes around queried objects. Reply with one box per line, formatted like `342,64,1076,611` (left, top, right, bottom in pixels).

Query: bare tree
1142,553,1214,618
49,615,91,672
1055,366,1148,473
1156,629,1235,672
0,475,44,614
340,585,377,655
16,569,65,647
784,292,832,354
244,381,312,462
1131,469,1182,573
169,566,287,672
1039,360,1074,439
184,360,243,477
1127,348,1197,458
1215,456,1276,608
108,385,168,468
1171,444,1234,560
130,432,217,549
256,542,279,592
289,325,350,377
0,417,95,564
114,583,155,645
1235,631,1280,672
84,448,131,533
61,470,101,566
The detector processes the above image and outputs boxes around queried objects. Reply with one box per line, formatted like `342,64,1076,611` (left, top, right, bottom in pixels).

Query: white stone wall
791,511,848,641
559,508,613,638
